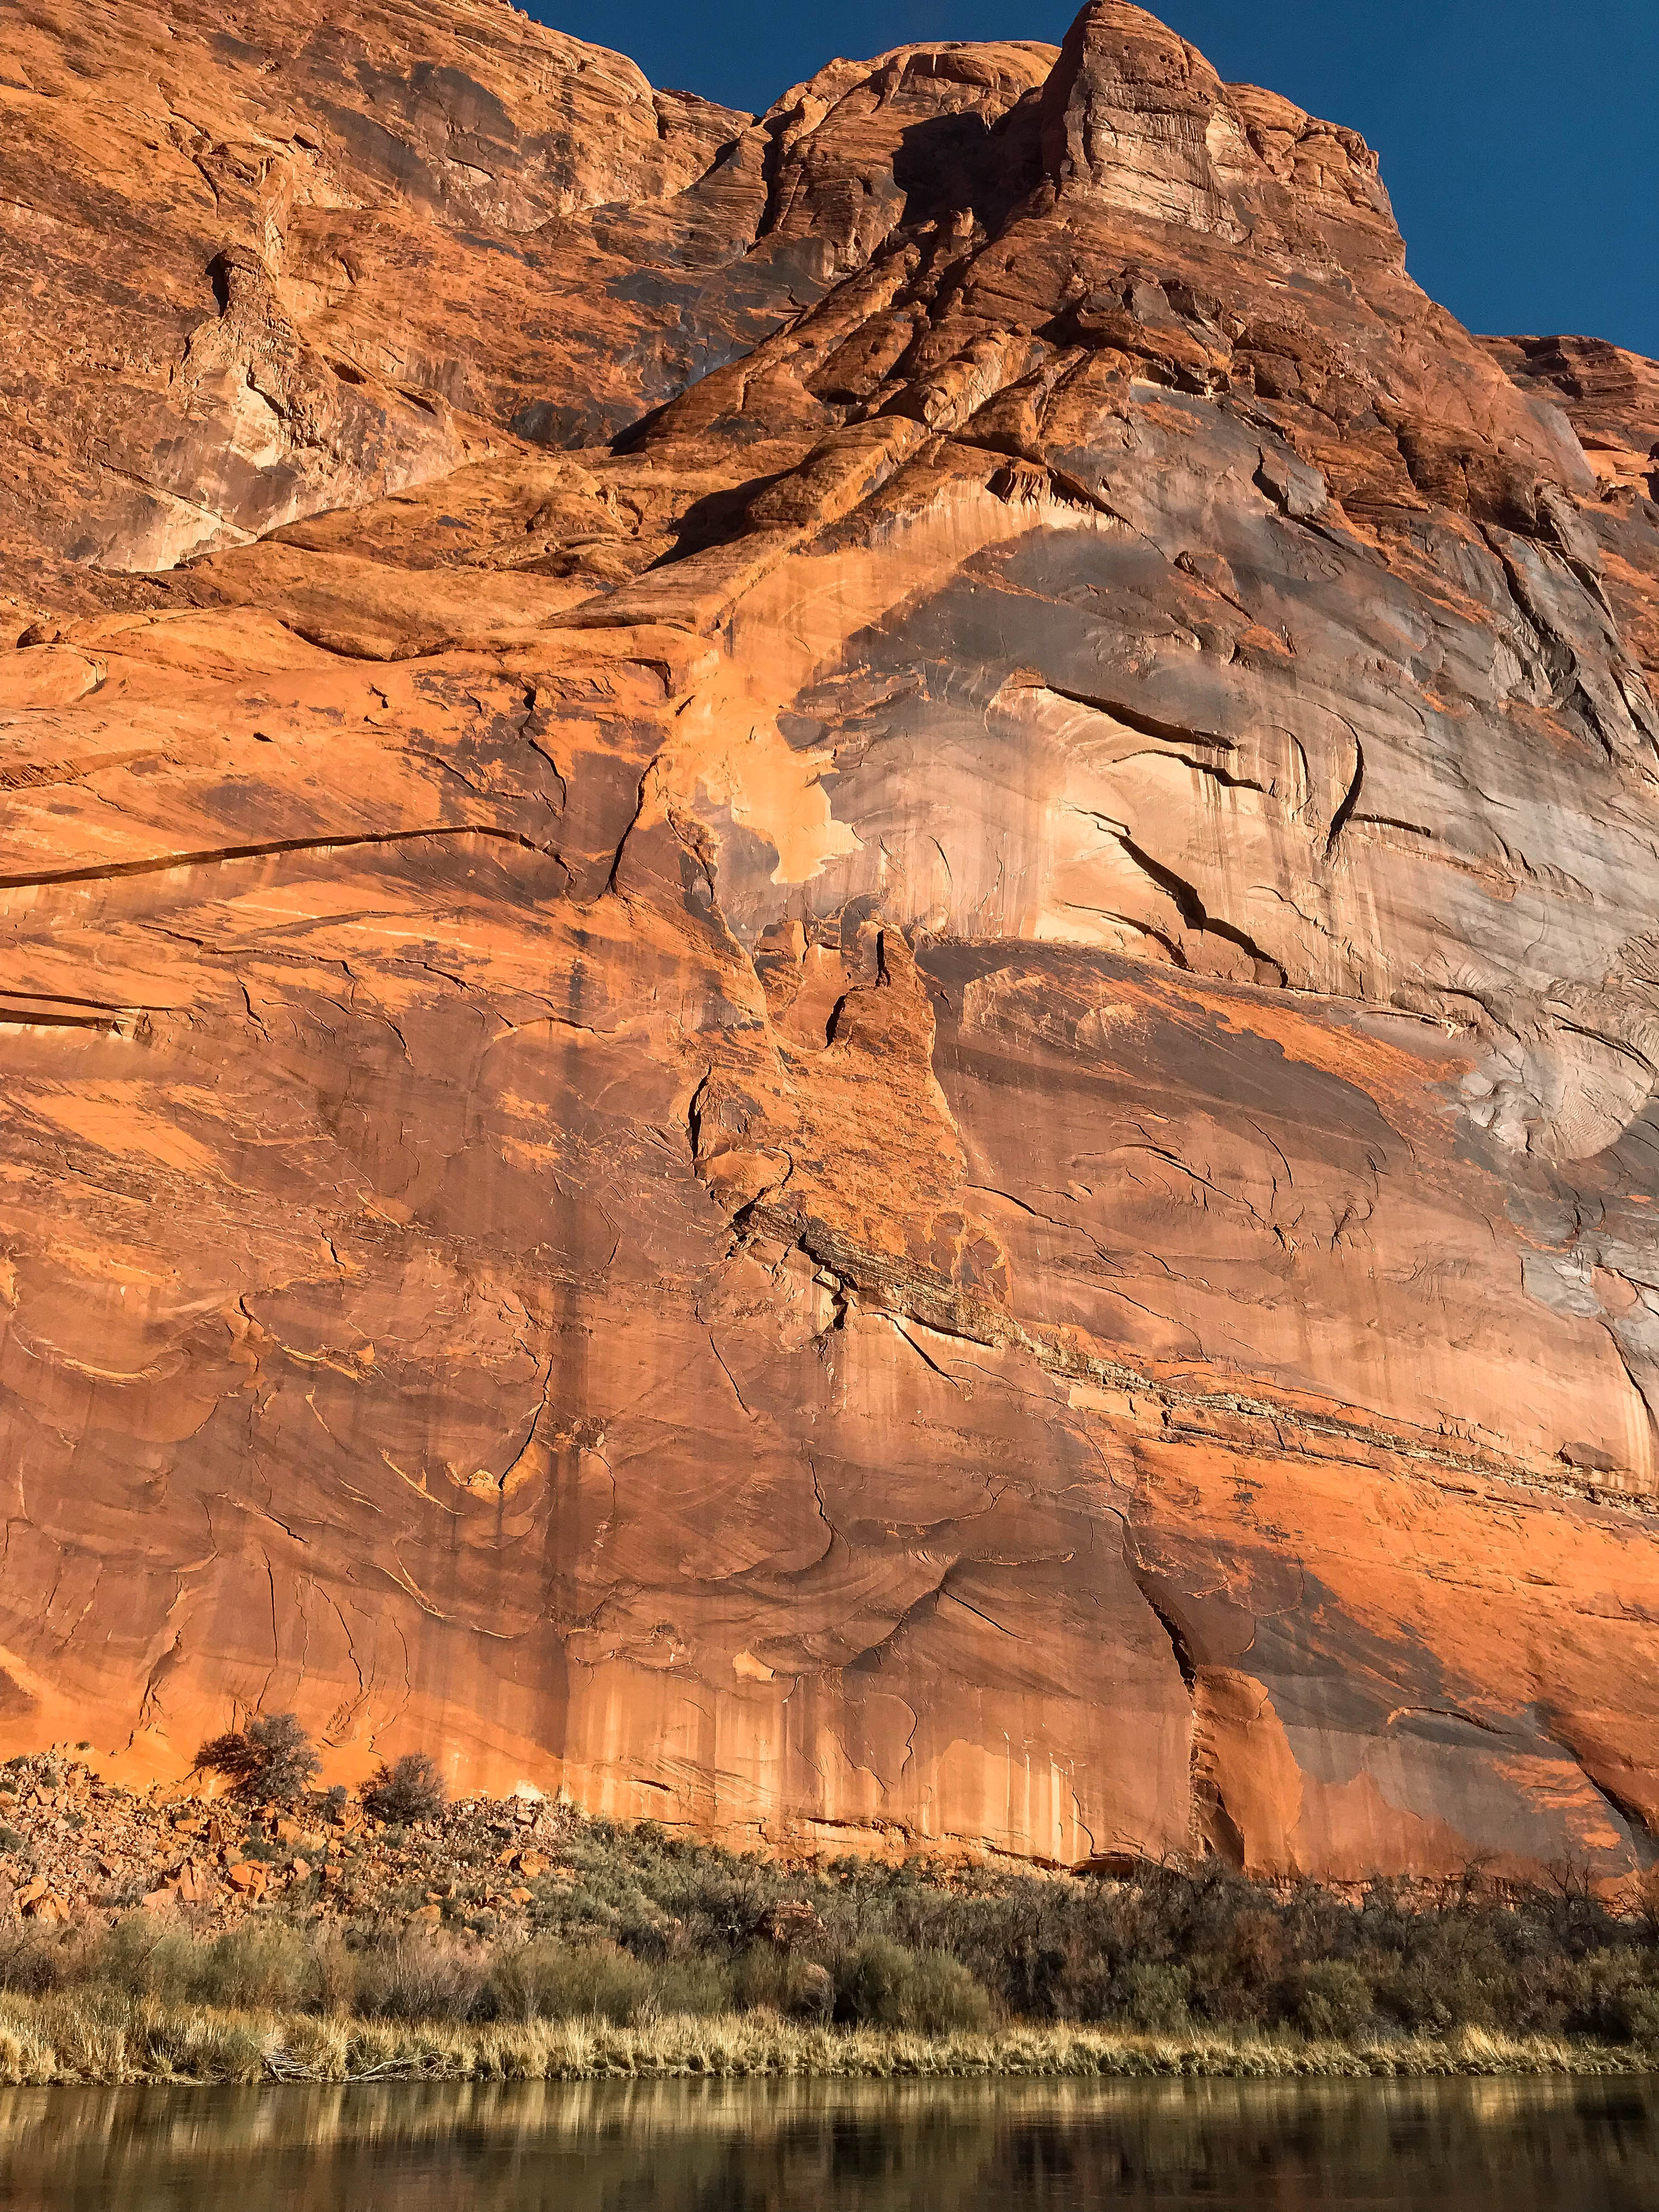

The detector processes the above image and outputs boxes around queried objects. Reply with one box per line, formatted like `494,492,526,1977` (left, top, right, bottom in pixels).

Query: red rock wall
2,0,1657,1883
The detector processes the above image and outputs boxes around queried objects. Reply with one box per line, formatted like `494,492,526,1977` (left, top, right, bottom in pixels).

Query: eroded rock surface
2,0,1657,1885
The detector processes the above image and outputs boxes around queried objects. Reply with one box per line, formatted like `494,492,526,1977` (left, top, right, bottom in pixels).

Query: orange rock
0,0,1654,1892
174,1859,215,1907
224,1863,266,1896
763,1900,823,1948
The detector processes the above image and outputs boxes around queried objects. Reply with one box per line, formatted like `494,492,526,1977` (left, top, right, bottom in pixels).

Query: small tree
195,1712,320,1805
360,1751,447,1825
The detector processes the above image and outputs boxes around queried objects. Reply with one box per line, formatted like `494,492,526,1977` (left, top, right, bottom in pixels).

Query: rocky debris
0,0,1656,1890
763,1899,827,1948
0,1753,574,1936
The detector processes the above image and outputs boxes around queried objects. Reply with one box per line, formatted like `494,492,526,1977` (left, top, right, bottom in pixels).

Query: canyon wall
2,0,1658,1882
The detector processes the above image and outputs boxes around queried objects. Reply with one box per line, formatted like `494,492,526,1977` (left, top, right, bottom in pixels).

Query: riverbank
0,1992,1650,2086
9,1750,1659,2074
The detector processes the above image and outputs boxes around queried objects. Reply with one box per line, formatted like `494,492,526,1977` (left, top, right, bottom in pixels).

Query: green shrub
194,1714,319,1805
352,1932,489,2023
1225,1911,1284,1986
1561,1949,1652,2041
833,1938,991,2032
94,1916,202,2004
0,1925,74,1996
1289,1959,1374,2040
310,1926,359,2018
1372,1960,1453,2035
360,1753,447,1825
727,1943,790,2013
730,1945,835,2020
487,1938,731,2024
787,1959,836,2021
489,1939,634,2023
1116,1961,1192,2033
196,1922,313,2012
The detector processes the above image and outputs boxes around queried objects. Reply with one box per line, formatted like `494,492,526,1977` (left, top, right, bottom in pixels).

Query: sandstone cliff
2,0,1658,1886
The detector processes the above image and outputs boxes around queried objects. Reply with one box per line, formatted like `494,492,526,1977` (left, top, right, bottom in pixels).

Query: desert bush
94,1916,202,2004
1558,1948,1655,2041
833,1938,992,2032
489,1938,644,2024
1286,1959,1374,2040
360,1752,447,1825
727,1944,791,2015
1116,1961,1192,2033
307,1925,359,2018
1370,1959,1470,2036
787,1959,836,2021
1226,1910,1285,1988
728,1945,835,2019
1627,1987,1659,2044
195,1713,319,1805
195,1922,314,2012
352,1931,489,2023
0,1925,79,1997
487,1937,731,2024
673,1862,777,1951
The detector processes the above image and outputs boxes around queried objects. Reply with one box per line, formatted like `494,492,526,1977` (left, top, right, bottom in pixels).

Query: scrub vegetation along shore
0,1996,1644,2088
2,1749,1658,2084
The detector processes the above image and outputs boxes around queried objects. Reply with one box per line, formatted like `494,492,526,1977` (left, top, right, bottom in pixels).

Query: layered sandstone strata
1,0,1657,1885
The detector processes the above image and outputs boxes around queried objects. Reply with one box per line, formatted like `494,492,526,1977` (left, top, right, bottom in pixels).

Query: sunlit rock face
2,0,1658,1886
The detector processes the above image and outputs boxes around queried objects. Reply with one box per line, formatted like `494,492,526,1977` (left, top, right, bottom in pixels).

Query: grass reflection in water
3,2075,1659,2211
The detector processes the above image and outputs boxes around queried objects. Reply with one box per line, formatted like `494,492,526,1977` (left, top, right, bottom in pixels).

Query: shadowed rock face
2,0,1658,1884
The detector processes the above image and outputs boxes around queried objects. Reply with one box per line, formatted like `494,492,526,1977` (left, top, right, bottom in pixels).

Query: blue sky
526,0,1657,360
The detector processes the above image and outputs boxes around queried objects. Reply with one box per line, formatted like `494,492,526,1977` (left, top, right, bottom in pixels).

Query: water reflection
1,2074,1656,2209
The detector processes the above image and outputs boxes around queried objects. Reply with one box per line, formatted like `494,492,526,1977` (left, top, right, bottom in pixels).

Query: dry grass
0,1991,1646,2087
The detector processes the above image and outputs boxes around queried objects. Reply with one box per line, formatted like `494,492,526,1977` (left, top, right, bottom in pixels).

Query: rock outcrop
2,0,1657,1886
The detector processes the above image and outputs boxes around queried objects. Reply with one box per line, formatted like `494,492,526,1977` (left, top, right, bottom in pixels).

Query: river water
1,2075,1656,2209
